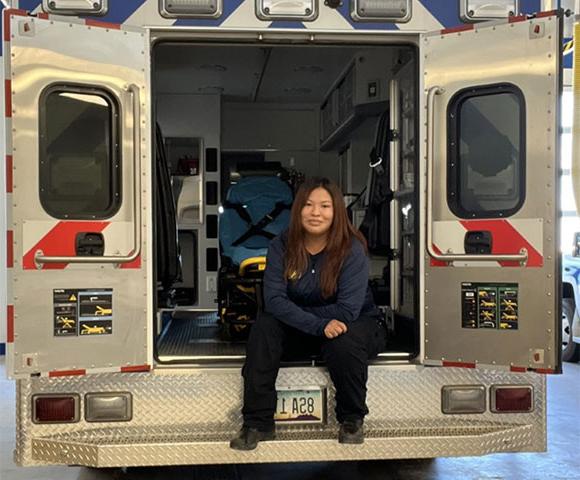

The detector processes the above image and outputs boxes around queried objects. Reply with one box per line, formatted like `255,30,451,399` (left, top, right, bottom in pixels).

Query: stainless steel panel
7,14,152,376
15,365,546,466
422,17,560,370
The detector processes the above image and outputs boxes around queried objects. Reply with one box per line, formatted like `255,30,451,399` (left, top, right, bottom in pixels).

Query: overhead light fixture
351,0,412,22
256,0,318,22
42,0,108,15
460,0,518,22
160,0,222,18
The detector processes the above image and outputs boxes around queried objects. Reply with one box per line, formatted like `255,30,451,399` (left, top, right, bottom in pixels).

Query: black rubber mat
157,312,247,359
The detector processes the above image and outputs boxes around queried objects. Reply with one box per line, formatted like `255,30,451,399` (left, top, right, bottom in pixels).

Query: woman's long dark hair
284,177,367,298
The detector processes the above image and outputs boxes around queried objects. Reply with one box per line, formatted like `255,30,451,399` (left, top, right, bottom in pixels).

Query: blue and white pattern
15,0,541,30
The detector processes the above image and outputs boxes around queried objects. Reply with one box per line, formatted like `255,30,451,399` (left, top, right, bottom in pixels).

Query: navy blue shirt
263,233,379,336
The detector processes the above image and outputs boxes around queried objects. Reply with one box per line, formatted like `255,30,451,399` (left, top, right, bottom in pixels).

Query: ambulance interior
152,42,418,364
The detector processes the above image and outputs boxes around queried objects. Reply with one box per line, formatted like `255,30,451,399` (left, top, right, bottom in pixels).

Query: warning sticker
461,283,518,331
53,289,113,336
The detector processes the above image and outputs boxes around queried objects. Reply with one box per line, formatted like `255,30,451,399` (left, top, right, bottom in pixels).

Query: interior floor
157,312,246,361
156,312,413,363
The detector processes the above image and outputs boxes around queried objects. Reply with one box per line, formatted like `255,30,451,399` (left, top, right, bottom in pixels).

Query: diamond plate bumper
16,365,547,466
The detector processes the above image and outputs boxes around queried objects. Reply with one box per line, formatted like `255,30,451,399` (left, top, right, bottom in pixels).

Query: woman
230,177,387,451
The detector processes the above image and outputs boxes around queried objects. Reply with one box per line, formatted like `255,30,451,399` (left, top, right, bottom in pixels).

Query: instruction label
53,289,113,336
461,283,518,330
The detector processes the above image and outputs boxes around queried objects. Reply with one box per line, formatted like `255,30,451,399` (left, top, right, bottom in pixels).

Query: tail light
491,385,533,413
32,394,80,424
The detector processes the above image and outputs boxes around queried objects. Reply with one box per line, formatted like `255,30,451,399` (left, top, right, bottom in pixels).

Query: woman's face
301,187,334,238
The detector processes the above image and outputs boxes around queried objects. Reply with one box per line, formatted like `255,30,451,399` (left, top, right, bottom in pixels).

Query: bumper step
31,422,535,467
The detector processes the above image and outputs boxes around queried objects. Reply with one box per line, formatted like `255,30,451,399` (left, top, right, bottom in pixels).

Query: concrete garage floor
1,359,579,480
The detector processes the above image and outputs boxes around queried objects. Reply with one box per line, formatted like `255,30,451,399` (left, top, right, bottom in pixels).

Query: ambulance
2,0,573,468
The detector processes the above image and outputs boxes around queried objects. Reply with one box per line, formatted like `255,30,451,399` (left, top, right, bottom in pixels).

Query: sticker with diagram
461,283,518,330
53,289,113,336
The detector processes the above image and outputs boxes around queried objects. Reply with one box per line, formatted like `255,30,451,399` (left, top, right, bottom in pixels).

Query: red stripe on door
7,305,14,343
5,79,11,118
6,155,12,193
23,221,109,270
459,220,543,267
85,19,121,30
49,369,86,378
120,364,150,373
429,244,449,267
442,361,476,369
3,9,28,42
120,254,141,269
7,230,13,268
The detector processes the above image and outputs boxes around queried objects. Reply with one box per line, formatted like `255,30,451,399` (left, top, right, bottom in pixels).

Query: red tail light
491,386,533,413
32,394,80,423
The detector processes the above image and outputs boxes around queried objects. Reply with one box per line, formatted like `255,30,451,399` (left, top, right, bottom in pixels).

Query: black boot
338,418,364,444
229,426,276,451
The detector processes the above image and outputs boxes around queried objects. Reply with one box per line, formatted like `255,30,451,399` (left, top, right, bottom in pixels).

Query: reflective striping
37,12,49,20
5,79,11,118
48,369,86,378
510,366,527,373
441,24,473,35
459,219,543,267
535,10,557,18
430,219,543,268
442,361,476,369
120,364,151,373
6,155,12,193
429,244,448,267
4,9,28,42
7,230,13,268
119,254,142,269
7,305,14,343
22,221,109,270
85,19,121,30
534,368,555,374
508,14,527,23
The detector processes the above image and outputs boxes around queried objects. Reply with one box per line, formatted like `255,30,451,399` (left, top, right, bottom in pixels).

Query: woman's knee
322,332,360,362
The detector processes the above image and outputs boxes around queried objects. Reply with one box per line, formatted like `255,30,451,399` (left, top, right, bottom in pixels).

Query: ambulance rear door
421,11,562,373
5,11,152,377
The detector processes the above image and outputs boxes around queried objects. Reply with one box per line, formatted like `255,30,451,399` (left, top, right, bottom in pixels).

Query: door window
447,83,525,218
39,85,121,219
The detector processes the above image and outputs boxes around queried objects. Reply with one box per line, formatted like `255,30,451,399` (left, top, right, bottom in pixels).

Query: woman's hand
324,319,348,339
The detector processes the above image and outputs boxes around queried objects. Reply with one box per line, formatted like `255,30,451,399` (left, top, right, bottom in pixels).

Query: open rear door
421,12,562,373
5,10,151,377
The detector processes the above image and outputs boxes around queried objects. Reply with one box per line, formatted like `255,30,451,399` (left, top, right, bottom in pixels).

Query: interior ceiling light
42,0,108,15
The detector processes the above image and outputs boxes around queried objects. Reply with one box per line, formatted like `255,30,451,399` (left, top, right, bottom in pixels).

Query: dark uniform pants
241,312,387,430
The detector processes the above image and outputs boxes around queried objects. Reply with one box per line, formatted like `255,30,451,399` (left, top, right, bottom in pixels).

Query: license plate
274,387,326,424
